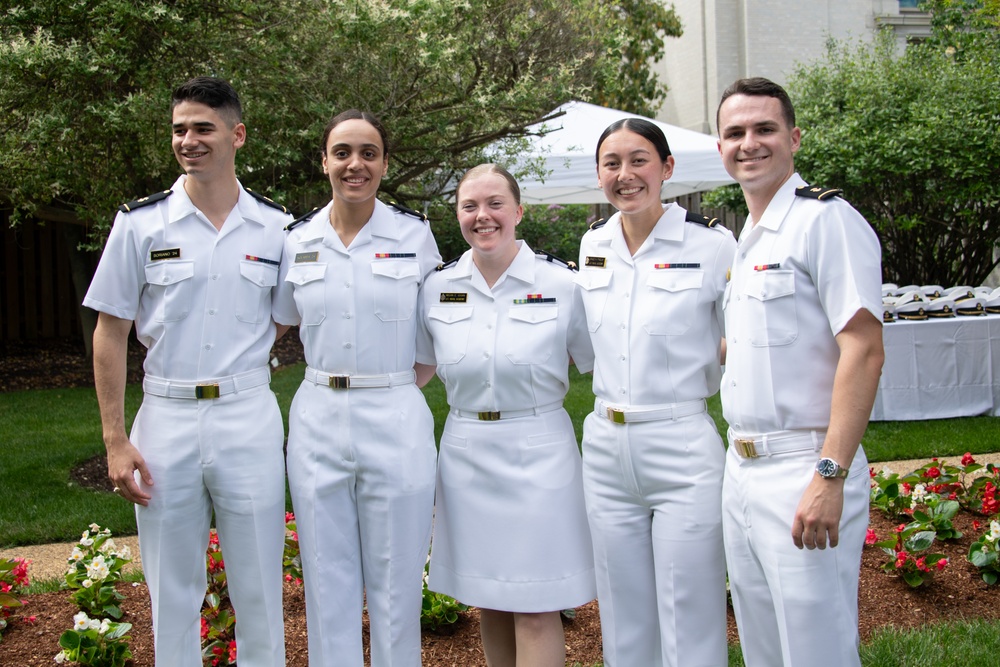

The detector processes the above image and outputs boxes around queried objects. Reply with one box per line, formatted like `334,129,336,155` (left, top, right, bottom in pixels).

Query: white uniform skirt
428,407,596,612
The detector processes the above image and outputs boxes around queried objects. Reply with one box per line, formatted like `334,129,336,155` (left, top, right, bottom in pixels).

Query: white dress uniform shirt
416,241,594,407
577,202,734,406
85,174,284,380
273,199,440,372
721,173,883,434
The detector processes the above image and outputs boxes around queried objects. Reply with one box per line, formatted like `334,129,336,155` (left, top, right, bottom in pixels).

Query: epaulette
389,201,429,222
588,218,606,230
118,190,171,213
244,187,291,214
285,207,320,232
535,250,578,271
685,211,720,228
795,185,843,201
435,257,460,272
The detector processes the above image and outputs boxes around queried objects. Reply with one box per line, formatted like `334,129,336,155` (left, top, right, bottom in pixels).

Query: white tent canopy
509,101,735,205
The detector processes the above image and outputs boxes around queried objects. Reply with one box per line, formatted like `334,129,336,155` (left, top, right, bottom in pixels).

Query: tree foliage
0,0,682,248
787,0,1000,286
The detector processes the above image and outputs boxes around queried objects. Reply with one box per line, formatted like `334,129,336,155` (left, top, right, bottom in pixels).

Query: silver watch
816,457,849,479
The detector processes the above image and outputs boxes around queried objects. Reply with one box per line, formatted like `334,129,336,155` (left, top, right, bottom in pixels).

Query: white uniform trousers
131,385,286,667
581,409,727,667
722,440,869,667
286,381,437,667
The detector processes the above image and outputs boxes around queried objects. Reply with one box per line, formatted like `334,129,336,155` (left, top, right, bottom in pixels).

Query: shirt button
212,274,219,280
345,282,351,288
485,381,491,388
208,309,216,315
344,313,352,319
483,352,490,359
486,324,493,330
620,354,626,361
344,343,352,349
619,388,626,395
204,344,212,350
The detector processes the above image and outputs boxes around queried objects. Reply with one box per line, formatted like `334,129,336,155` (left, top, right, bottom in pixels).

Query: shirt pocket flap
285,263,327,286
508,305,558,324
743,270,795,302
574,270,613,291
371,260,421,280
428,305,474,324
646,270,704,292
239,259,279,287
144,259,195,287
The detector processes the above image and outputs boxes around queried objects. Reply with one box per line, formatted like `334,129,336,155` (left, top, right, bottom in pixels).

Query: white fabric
576,205,734,667
576,203,736,406
417,241,596,611
84,175,288,379
505,101,735,204
275,198,440,667
872,314,1000,420
83,175,289,667
721,173,883,435
722,444,869,667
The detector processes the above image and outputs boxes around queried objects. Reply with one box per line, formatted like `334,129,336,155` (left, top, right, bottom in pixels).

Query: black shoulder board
435,257,460,272
244,187,291,214
589,218,606,230
536,250,578,271
389,201,428,222
795,185,843,201
285,207,320,232
685,211,719,228
118,190,172,213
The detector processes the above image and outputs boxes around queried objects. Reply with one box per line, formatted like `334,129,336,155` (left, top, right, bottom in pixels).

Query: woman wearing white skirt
415,164,596,667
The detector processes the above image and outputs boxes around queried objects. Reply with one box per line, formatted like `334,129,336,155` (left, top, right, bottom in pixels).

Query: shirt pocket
742,269,798,346
574,270,613,333
236,259,280,324
427,305,474,365
284,263,328,326
505,305,559,365
144,259,195,323
642,269,704,336
372,259,421,322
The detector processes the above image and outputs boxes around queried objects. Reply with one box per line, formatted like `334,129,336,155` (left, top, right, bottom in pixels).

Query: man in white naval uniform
716,77,884,667
84,77,290,666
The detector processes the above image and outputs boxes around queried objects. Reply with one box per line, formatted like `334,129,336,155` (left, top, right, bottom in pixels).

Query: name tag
585,256,607,268
295,252,319,263
150,248,181,261
440,292,468,303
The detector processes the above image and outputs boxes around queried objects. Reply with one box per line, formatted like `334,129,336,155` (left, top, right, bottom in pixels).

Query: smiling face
456,171,523,264
323,118,388,204
596,128,674,224
717,93,801,204
171,101,245,181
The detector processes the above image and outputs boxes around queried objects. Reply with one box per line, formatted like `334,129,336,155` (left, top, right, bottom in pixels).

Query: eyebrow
722,120,780,133
172,121,217,130
600,148,652,160
329,143,381,152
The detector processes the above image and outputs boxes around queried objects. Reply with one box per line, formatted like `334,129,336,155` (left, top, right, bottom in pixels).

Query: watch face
817,458,837,477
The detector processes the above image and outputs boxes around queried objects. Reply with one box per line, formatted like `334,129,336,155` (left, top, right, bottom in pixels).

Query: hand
105,435,153,506
791,476,845,550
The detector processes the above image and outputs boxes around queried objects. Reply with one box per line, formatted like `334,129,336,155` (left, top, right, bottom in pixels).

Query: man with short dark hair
716,77,884,667
84,76,290,666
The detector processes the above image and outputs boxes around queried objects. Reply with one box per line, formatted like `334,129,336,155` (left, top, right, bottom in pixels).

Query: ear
790,127,802,154
381,156,389,177
232,123,247,149
515,204,524,225
661,155,675,182
322,155,328,174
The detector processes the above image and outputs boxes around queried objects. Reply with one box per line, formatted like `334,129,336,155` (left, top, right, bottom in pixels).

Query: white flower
911,484,927,506
79,531,94,547
99,618,111,635
70,546,85,562
88,523,101,533
99,539,117,554
988,520,1000,543
73,611,90,631
54,651,68,663
118,545,132,561
86,555,110,581
880,466,894,477
88,618,101,631
82,578,93,588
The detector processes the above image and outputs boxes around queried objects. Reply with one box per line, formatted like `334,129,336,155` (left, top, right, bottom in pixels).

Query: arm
414,362,437,389
791,309,883,549
274,323,291,341
93,312,153,506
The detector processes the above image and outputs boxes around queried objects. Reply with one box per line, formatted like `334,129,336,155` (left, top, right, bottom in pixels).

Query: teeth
476,227,498,234
619,187,641,195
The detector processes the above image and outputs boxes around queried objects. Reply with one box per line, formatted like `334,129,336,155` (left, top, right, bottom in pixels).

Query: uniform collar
744,172,806,236
447,240,536,289
297,199,399,248
604,203,683,259
166,175,263,229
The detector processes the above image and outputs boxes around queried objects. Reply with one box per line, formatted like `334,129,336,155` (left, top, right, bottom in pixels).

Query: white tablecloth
870,313,1000,421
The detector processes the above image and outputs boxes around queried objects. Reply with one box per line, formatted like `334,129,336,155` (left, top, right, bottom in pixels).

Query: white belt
728,428,825,459
595,398,707,424
451,400,564,421
142,367,271,400
304,367,416,389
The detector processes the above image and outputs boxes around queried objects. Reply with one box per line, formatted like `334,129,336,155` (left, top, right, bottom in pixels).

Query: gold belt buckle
478,411,501,421
606,408,626,424
329,376,350,389
734,438,758,459
195,384,220,399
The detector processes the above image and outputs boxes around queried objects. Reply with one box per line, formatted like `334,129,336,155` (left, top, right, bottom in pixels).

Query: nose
347,151,364,170
741,131,760,152
617,164,634,181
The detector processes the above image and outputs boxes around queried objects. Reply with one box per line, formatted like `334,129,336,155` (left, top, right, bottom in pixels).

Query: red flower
285,512,296,524
937,558,949,571
901,482,912,494
23,615,36,624
973,520,982,531
227,640,237,662
896,523,907,533
925,466,941,479
201,617,210,639
915,556,928,572
895,552,908,569
869,467,877,478
0,581,10,593
948,492,957,500
865,529,878,545
962,452,976,466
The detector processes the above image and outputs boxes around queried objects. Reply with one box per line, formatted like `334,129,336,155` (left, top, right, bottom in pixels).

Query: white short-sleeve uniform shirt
273,199,440,373
576,203,736,406
83,175,289,379
721,174,883,434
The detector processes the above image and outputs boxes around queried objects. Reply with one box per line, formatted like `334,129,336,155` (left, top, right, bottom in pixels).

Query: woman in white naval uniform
577,119,737,667
414,164,596,667
272,110,441,667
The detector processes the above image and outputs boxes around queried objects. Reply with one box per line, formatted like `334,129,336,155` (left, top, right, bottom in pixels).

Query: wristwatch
816,457,849,479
